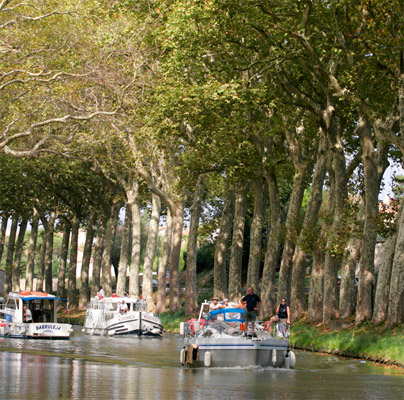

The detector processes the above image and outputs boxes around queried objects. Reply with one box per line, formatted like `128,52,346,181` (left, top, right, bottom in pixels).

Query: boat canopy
207,308,245,322
16,291,68,302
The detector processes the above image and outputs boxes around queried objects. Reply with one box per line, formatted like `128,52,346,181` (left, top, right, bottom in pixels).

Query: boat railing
183,318,290,340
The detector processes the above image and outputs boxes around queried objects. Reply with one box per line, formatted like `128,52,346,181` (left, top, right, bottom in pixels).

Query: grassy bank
290,320,404,367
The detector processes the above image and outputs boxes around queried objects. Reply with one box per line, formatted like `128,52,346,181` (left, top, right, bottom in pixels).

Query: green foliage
159,310,186,332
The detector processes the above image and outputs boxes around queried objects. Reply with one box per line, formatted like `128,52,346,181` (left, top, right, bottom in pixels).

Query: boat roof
207,308,245,322
8,291,68,302
92,296,142,304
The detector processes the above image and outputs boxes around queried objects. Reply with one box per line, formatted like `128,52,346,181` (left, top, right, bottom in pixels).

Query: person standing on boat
23,306,32,323
268,298,290,332
99,287,105,298
241,287,261,337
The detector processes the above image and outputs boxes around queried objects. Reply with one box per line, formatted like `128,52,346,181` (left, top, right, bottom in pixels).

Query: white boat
180,301,296,368
0,291,73,339
83,297,163,337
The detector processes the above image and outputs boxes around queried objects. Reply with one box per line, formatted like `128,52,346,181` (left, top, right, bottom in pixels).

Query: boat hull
184,337,288,368
84,311,163,337
0,321,72,340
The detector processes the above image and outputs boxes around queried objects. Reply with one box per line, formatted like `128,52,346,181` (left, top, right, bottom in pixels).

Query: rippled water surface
0,326,402,400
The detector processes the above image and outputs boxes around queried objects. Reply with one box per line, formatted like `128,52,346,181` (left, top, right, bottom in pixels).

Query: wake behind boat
84,296,163,337
0,291,73,339
180,301,296,368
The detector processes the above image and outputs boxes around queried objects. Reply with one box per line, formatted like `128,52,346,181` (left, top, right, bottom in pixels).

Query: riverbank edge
64,310,403,369
289,320,404,368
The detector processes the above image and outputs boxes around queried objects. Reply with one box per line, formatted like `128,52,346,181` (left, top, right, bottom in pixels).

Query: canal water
0,327,402,400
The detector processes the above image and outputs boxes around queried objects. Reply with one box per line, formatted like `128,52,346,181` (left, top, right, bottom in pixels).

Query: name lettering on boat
36,324,61,331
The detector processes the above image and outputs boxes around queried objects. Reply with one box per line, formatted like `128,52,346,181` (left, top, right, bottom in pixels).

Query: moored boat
83,296,163,337
180,301,296,368
0,291,73,339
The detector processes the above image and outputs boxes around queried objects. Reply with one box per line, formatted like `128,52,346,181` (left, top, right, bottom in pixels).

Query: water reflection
0,329,402,400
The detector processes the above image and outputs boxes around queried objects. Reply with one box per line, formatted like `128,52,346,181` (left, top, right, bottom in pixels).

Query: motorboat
180,301,296,368
83,296,163,336
0,291,73,339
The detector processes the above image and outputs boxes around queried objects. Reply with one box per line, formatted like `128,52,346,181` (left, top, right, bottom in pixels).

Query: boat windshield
207,308,245,322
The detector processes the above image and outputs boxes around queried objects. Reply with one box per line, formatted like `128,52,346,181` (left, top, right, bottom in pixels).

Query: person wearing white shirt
119,300,128,314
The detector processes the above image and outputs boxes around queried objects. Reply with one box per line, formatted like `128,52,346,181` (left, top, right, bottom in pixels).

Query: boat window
5,298,17,310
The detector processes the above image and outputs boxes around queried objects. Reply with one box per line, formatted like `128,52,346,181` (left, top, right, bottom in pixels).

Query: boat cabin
2,292,67,324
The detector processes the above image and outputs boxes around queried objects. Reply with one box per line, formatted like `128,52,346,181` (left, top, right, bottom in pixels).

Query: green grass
159,310,185,332
290,321,404,367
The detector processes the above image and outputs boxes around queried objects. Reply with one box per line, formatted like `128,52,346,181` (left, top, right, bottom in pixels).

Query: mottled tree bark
387,206,404,326
143,193,162,311
116,206,131,297
57,221,71,299
356,116,379,324
307,244,325,322
4,215,18,294
0,213,9,263
373,232,397,324
127,181,141,298
228,185,248,302
169,201,184,312
185,178,205,315
35,235,46,292
12,217,28,292
339,235,361,319
43,211,56,293
25,210,39,292
213,189,234,299
79,209,97,309
156,208,172,313
247,179,266,294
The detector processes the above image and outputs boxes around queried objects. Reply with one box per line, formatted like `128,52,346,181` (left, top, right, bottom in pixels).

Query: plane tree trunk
213,189,234,299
